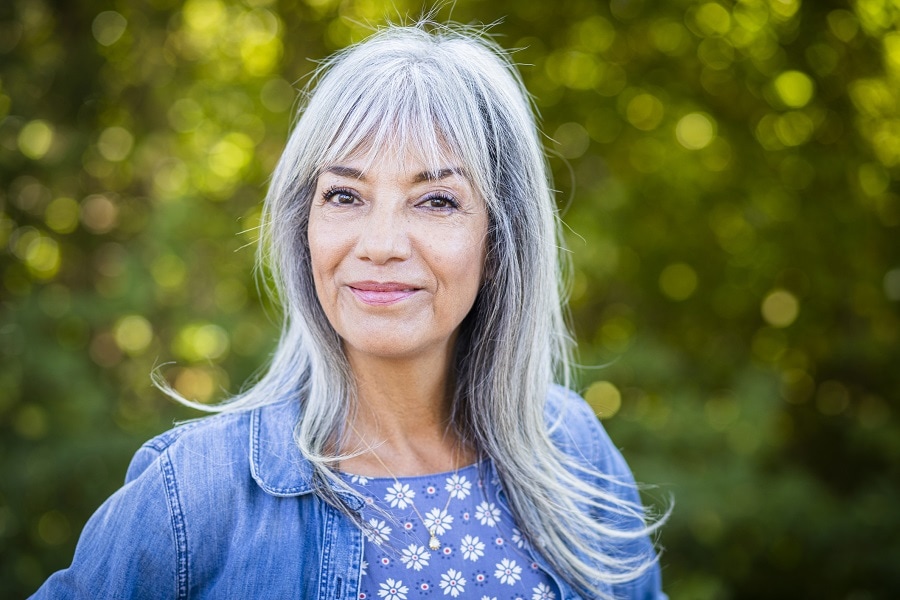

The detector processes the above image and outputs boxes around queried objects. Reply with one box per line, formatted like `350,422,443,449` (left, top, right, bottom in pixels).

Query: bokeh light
675,112,716,150
113,315,153,356
772,70,815,108
761,289,800,328
92,11,127,46
659,263,699,301
585,380,623,419
17,120,53,159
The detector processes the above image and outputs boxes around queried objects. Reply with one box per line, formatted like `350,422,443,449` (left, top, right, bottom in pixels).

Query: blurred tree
1,0,897,598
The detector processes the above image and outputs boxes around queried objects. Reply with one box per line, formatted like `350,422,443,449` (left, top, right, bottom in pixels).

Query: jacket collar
248,400,365,510
249,400,315,497
246,397,522,502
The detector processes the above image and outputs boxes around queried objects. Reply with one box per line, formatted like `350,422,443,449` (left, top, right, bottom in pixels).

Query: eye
323,186,359,205
417,194,460,210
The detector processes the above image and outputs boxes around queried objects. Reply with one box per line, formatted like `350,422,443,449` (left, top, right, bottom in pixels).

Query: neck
345,340,455,436
340,345,475,476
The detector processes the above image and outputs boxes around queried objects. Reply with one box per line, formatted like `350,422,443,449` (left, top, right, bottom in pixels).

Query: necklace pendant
428,534,441,551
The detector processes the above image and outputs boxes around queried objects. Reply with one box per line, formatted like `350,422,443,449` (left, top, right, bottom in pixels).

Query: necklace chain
349,425,459,551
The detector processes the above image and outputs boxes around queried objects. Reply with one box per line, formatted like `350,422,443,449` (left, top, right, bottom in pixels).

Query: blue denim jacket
32,387,665,599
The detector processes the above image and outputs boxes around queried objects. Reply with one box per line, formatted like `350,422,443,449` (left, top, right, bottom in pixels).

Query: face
307,150,489,363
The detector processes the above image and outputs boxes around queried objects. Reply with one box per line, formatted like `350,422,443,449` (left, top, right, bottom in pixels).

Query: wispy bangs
316,57,491,199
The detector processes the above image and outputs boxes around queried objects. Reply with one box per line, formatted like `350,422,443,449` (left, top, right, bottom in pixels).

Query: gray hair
165,22,663,597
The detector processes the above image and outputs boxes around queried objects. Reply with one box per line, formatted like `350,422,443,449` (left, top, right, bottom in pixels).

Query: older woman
33,23,666,600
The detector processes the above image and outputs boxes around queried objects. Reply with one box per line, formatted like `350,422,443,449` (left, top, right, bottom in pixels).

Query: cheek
308,215,346,273
307,219,342,302
307,231,325,281
307,226,349,332
436,238,486,303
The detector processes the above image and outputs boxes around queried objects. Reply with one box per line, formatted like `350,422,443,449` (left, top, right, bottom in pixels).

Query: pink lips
348,281,419,305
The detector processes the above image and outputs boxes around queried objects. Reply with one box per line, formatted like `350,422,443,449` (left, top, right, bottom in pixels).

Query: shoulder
545,386,667,598
31,400,313,598
125,399,309,496
545,383,598,424
544,384,605,456
544,384,634,482
125,408,253,483
31,410,260,599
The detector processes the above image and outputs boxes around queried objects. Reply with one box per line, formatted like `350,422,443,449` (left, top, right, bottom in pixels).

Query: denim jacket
32,387,665,599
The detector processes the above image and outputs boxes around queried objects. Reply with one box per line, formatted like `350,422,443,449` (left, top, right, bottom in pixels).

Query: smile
347,282,420,306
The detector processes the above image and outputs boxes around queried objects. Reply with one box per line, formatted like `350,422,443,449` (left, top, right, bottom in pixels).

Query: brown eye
418,195,459,210
323,187,359,205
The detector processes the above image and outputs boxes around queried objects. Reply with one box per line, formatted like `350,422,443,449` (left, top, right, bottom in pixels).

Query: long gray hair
165,22,662,598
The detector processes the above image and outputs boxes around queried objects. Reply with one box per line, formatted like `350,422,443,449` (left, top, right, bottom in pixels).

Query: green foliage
1,0,898,597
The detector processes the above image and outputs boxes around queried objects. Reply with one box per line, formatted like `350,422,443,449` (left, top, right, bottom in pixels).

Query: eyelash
322,187,460,211
418,194,460,210
322,186,357,204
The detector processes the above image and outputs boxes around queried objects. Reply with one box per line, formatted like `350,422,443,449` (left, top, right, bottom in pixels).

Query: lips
347,281,420,305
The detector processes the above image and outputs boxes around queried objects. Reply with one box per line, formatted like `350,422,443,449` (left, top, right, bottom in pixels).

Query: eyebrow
323,165,464,183
413,168,463,183
325,165,366,179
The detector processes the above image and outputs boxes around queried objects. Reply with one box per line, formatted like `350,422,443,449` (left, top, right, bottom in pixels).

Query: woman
33,23,666,599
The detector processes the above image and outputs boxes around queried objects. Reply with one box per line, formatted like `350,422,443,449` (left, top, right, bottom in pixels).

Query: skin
307,150,488,475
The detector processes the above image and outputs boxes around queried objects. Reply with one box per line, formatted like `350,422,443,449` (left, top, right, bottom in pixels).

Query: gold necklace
349,425,460,551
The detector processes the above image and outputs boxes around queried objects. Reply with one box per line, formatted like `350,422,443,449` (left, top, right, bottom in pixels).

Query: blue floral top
342,461,560,600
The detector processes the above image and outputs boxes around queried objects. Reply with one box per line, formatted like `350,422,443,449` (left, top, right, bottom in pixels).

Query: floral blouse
341,461,560,600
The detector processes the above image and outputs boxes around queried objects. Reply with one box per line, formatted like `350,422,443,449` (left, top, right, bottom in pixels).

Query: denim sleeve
29,447,180,600
553,389,668,600
595,431,667,600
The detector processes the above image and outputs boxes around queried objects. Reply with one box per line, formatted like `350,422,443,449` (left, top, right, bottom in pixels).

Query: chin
342,332,449,362
347,340,421,359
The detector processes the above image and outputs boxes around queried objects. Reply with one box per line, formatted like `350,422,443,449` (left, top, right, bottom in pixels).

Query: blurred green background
1,0,898,597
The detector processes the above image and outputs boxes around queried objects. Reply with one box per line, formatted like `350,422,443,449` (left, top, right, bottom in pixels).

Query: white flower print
480,597,497,600
444,473,472,499
361,560,368,575
365,518,392,545
384,482,415,509
350,474,370,485
423,507,454,536
475,501,500,527
511,527,530,549
439,568,466,597
460,534,485,561
532,582,556,600
377,578,408,600
399,544,431,571
495,558,523,585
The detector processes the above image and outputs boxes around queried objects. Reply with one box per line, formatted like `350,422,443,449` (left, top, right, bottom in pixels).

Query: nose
353,199,411,264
